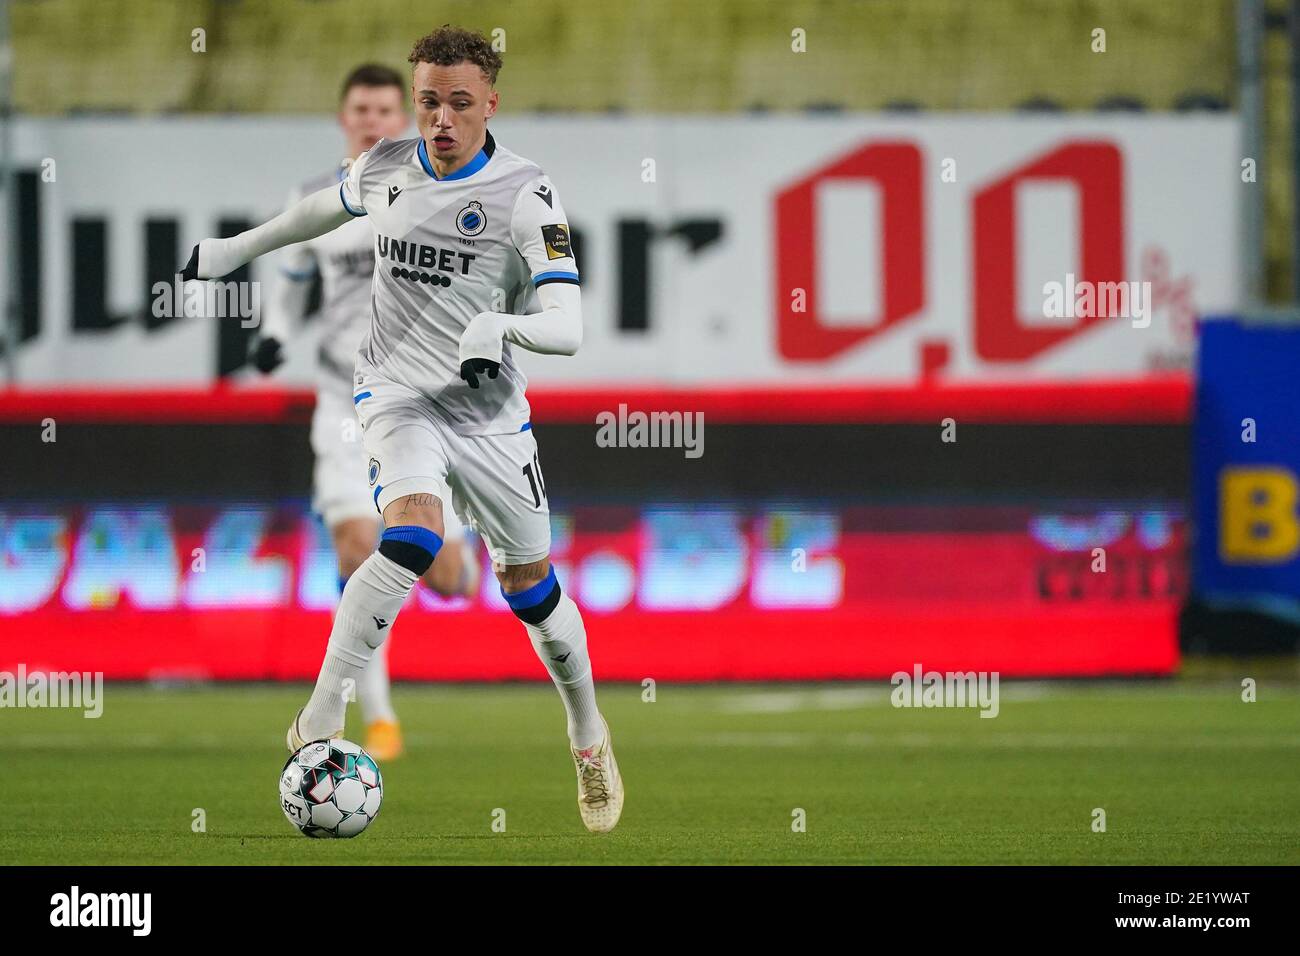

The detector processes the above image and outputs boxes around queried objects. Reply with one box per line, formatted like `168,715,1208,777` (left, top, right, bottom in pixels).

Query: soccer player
182,26,623,832
252,64,480,763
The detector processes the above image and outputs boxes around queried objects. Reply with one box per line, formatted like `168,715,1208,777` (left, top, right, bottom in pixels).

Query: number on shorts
522,453,547,509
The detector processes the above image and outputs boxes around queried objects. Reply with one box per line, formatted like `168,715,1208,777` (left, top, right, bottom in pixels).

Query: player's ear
485,90,499,119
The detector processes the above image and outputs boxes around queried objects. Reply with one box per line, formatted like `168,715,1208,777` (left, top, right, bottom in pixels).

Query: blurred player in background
252,64,480,761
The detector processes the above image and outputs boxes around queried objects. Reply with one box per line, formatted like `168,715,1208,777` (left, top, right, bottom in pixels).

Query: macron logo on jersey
534,185,553,208
387,185,403,206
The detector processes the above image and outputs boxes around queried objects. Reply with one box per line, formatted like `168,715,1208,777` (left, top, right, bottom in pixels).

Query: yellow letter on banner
1220,467,1300,562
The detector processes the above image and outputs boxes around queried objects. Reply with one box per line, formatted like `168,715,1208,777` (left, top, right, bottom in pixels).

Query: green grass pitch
3,681,1297,865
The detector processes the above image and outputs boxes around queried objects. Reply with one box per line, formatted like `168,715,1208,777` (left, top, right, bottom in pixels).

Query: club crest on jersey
368,458,381,486
456,201,487,237
541,223,572,260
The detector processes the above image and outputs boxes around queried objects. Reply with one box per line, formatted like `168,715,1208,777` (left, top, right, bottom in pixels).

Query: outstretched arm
458,282,582,387
180,184,354,281
458,175,583,388
503,282,582,354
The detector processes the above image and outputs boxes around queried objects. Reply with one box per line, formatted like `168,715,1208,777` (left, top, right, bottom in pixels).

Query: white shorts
313,383,465,542
353,380,549,566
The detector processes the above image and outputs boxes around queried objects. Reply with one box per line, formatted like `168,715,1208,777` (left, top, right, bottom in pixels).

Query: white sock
301,551,417,740
359,637,398,725
520,591,604,750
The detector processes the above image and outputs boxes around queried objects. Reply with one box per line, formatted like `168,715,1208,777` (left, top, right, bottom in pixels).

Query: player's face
338,84,408,159
411,61,498,173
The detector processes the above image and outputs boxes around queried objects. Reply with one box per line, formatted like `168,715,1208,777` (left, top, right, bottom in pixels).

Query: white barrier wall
7,114,1238,386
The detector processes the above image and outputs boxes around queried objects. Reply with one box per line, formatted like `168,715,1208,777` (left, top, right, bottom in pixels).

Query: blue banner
1194,318,1300,613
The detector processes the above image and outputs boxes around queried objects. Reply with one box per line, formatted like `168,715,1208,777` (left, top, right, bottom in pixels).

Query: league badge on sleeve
541,223,572,259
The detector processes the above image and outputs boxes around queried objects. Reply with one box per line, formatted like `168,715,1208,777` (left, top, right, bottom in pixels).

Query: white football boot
571,716,624,833
286,707,342,753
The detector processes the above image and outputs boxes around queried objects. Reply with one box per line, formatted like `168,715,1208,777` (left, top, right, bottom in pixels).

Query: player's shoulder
367,136,417,164
353,136,419,181
489,142,564,213
482,132,545,182
295,166,345,200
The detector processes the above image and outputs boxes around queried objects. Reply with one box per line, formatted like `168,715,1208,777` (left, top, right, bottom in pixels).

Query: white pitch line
695,731,1300,750
717,688,893,714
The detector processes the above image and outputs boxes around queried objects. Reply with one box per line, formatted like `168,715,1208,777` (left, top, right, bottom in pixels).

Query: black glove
250,335,285,374
459,358,500,389
179,245,201,281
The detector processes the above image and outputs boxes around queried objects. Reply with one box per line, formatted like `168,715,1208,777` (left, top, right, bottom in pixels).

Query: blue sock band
378,524,443,575
502,566,562,624
381,524,444,552
502,566,558,609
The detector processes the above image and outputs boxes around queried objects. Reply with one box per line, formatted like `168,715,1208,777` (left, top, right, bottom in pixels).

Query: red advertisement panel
0,501,1184,680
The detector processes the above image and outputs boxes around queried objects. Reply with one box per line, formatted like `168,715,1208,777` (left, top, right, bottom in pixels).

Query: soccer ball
279,738,383,838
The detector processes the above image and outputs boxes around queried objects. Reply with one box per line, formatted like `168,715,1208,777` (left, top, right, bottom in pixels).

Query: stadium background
0,0,1296,682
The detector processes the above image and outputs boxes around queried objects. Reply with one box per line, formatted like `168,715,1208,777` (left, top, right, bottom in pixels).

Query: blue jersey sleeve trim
533,270,580,287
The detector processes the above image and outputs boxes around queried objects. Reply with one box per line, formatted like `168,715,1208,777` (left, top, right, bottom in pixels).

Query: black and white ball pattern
279,738,383,838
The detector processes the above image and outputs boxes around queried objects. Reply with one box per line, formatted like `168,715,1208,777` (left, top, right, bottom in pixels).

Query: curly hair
408,25,503,85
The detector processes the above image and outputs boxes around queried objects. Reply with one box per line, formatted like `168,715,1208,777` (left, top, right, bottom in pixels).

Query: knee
382,493,445,537
378,495,447,577
497,558,561,626
495,557,550,594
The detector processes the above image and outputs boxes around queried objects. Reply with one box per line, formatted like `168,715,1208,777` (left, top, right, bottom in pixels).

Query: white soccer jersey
276,165,376,389
340,130,580,435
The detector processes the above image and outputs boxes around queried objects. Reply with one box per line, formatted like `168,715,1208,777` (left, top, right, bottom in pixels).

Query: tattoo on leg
498,558,550,593
392,493,442,524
